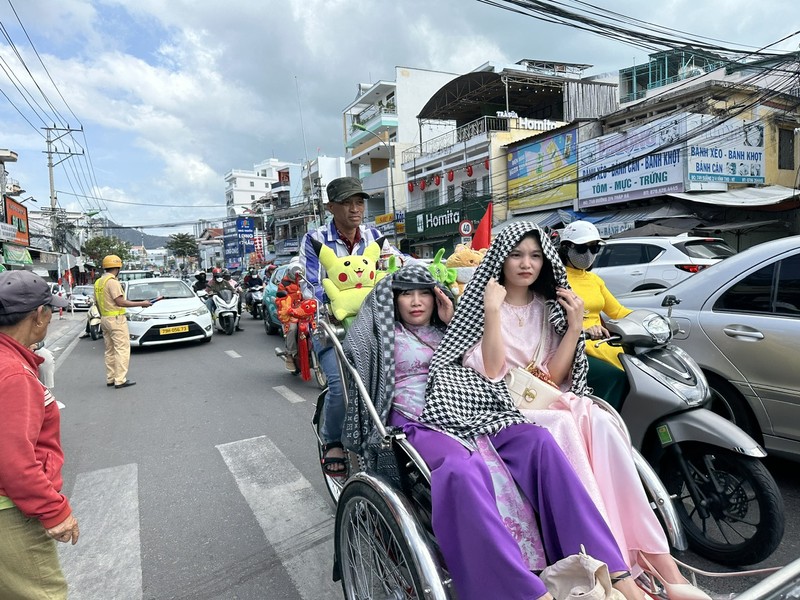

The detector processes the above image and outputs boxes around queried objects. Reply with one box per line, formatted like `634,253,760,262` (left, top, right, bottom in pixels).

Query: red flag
471,202,493,250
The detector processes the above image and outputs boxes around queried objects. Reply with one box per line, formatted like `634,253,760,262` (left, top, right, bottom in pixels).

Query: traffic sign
458,219,474,237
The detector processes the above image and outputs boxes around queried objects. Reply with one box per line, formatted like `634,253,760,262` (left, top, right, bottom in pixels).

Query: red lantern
408,181,414,192
420,179,426,190
466,165,474,177
447,170,454,182
434,174,441,186
484,158,490,170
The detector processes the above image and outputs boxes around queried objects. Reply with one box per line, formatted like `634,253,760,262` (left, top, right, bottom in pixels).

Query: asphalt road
46,312,799,599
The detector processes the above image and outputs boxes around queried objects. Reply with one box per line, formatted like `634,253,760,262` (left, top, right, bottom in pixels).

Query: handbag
504,303,562,411
539,545,626,600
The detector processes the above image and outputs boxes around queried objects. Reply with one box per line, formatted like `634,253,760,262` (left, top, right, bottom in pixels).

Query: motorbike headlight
642,314,672,344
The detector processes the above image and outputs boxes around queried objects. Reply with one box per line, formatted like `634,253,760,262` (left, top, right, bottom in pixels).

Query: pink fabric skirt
520,392,669,574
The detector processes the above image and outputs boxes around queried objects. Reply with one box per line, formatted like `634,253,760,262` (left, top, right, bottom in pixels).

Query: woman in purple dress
342,263,643,600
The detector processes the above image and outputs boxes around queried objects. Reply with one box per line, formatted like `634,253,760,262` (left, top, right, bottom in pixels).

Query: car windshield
73,286,94,296
127,281,194,301
678,240,736,259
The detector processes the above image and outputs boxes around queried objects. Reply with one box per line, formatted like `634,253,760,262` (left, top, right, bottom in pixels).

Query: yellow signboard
507,129,578,211
375,213,395,225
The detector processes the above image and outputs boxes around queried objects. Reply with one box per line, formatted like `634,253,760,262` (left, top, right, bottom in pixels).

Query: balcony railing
353,102,397,127
402,116,509,163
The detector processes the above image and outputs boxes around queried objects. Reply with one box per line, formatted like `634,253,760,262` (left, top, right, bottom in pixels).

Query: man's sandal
321,442,347,478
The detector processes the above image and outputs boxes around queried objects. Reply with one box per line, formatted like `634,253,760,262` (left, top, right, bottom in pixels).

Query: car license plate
160,325,189,335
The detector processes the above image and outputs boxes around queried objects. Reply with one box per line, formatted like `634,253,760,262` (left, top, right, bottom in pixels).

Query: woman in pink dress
438,221,709,600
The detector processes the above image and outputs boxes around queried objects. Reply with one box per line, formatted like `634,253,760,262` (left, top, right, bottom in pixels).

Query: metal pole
388,144,398,246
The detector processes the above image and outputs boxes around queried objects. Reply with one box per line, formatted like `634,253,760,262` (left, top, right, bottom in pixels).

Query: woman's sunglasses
569,243,602,255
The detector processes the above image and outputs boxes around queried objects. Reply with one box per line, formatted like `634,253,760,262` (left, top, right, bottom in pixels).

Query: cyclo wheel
336,480,431,600
660,442,784,566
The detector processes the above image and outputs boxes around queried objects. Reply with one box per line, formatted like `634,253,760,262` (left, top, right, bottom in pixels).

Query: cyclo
307,266,781,599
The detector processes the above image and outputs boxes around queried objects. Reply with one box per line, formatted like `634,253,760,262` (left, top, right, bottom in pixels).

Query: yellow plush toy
445,244,486,296
311,239,384,321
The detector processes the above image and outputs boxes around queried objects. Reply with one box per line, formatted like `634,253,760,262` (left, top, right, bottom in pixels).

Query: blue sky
0,0,797,236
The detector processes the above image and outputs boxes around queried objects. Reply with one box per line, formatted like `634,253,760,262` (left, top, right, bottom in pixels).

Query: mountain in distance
98,219,172,249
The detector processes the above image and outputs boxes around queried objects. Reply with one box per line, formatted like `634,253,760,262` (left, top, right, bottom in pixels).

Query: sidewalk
45,309,87,355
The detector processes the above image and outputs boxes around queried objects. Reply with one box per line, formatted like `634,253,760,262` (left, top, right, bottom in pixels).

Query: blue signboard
223,217,257,269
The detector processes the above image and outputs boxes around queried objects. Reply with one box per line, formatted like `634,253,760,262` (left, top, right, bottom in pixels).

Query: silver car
592,235,736,295
620,235,800,461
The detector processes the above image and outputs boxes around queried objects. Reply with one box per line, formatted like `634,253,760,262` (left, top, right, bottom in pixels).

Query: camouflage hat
326,177,370,204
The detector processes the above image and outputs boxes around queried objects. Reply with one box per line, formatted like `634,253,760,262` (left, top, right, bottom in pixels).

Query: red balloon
447,170,454,182
466,165,474,177
434,174,441,186
407,181,414,192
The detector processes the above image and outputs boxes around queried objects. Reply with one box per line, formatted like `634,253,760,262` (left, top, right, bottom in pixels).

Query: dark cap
0,271,69,316
326,177,370,204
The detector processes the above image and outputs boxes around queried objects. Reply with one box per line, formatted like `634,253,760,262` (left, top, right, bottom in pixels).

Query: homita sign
406,199,491,239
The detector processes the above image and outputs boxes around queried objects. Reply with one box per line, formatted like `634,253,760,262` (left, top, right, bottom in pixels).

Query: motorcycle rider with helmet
206,268,243,331
192,270,208,293
242,267,264,311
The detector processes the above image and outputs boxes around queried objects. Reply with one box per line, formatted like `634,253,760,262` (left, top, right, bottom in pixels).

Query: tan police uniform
94,273,130,386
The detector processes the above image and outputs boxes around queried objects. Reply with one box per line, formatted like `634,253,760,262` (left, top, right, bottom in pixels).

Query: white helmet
560,221,603,245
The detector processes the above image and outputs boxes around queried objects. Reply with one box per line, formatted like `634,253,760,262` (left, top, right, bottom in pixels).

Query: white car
123,277,213,346
69,285,95,310
591,235,736,295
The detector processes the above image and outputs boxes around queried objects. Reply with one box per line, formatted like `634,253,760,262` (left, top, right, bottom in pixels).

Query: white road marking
59,464,142,600
273,385,307,404
224,350,242,358
217,436,339,600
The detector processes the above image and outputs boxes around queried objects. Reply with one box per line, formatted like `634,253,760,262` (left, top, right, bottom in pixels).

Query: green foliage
166,233,198,258
82,236,132,265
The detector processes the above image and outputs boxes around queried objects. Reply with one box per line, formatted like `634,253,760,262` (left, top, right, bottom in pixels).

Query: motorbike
246,284,265,320
87,300,102,340
199,288,240,335
598,299,784,566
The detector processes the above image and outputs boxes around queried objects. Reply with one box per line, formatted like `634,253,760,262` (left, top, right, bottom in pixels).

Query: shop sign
577,115,685,209
375,213,394,226
508,128,578,210
406,200,490,238
0,222,17,242
4,196,29,246
3,243,32,265
685,114,765,184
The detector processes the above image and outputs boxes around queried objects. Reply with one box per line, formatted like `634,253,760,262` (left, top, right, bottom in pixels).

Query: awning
694,219,783,233
667,185,799,207
411,237,449,247
493,210,563,234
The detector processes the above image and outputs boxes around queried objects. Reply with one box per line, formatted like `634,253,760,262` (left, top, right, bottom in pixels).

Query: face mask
215,276,222,282
567,247,597,270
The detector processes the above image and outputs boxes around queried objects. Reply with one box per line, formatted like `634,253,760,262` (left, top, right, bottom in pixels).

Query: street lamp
353,123,398,246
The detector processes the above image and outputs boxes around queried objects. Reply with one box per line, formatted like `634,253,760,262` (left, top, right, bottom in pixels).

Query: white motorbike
86,300,102,340
247,284,265,320
198,288,240,335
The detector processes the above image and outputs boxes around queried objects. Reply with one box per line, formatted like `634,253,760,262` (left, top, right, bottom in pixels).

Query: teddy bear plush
445,243,486,296
310,238,385,321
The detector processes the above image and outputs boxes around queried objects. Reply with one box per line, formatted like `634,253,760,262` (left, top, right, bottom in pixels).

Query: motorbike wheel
90,324,101,340
221,316,235,336
660,443,784,566
336,481,429,599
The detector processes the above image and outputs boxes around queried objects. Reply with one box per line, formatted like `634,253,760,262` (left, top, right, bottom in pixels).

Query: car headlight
642,314,672,344
191,306,209,316
129,313,151,322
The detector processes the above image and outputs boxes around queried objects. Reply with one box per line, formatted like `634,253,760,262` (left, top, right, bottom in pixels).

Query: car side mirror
661,295,680,308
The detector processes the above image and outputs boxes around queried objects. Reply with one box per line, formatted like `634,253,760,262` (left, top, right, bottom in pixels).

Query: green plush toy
427,248,457,289
311,238,384,322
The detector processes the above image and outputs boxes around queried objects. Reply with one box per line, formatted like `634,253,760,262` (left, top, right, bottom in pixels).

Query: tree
82,236,132,265
166,232,198,259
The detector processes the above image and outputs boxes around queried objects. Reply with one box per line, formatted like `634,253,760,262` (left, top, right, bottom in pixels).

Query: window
775,254,800,315
714,263,774,313
594,243,661,268
447,185,455,203
779,129,795,170
250,181,255,187
461,180,477,200
424,190,439,209
482,175,491,195
251,195,255,200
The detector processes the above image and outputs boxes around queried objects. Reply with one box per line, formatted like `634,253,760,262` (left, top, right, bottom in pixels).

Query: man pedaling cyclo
298,176,401,477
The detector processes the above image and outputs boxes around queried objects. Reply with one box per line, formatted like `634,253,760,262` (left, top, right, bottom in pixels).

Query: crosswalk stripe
273,385,307,404
217,435,340,600
224,349,242,358
59,464,142,600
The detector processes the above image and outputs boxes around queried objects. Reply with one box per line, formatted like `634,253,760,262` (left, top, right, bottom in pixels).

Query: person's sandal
321,442,347,478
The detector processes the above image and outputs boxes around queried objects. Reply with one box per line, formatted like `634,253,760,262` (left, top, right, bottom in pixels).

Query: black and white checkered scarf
341,263,446,459
421,221,589,440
